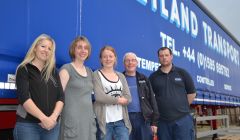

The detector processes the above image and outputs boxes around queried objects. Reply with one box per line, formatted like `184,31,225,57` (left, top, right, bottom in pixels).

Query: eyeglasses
124,59,137,63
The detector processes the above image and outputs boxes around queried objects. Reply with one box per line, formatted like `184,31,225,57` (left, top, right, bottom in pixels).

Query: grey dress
59,64,96,140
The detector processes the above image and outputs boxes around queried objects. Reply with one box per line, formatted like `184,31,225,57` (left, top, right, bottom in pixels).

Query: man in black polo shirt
149,47,196,140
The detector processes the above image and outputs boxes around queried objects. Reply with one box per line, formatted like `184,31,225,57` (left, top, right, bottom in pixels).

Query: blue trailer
0,0,240,138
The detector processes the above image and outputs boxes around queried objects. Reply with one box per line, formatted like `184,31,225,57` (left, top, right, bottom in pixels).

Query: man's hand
151,126,158,134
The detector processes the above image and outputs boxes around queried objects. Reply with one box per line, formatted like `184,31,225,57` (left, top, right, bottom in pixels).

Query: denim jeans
13,122,60,140
101,120,129,140
129,112,152,140
157,114,194,140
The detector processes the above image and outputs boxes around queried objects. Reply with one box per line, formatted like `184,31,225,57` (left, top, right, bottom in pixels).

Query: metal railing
196,115,229,138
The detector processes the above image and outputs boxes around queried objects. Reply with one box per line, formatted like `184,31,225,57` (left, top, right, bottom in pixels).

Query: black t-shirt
16,63,64,123
149,65,196,121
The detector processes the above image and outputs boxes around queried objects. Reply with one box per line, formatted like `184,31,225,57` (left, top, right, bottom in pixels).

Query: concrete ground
197,125,240,140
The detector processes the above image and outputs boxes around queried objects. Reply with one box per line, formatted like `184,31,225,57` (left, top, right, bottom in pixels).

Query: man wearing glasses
123,52,159,140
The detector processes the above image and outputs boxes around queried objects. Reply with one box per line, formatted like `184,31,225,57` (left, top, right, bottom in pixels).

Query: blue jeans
129,112,152,140
101,120,129,140
13,122,60,140
157,114,194,140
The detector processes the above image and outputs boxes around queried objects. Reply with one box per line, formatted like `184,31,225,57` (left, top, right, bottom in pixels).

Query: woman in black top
13,34,64,140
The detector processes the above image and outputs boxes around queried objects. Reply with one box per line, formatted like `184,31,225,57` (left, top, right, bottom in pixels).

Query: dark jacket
123,71,159,126
16,63,64,123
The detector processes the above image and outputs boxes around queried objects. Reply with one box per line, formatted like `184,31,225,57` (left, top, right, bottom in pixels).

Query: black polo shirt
149,65,196,121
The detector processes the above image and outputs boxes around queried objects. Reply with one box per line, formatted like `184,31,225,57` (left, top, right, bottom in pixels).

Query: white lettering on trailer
190,11,198,38
136,0,198,38
224,84,232,91
196,75,214,86
169,0,180,28
180,2,189,34
0,82,16,90
216,62,230,78
202,21,239,66
159,0,168,19
160,32,180,57
136,57,160,71
197,52,215,72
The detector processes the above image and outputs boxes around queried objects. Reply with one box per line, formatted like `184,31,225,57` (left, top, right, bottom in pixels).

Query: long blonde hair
17,34,56,82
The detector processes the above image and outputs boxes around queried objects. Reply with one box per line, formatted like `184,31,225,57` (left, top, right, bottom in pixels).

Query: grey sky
197,0,240,44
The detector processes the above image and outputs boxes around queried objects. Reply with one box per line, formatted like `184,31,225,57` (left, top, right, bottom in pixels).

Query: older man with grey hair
123,52,159,140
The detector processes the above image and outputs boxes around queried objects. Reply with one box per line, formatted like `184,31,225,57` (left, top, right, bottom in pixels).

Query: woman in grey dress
59,36,96,140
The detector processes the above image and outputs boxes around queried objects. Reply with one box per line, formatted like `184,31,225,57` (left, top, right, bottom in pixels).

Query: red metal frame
0,98,18,129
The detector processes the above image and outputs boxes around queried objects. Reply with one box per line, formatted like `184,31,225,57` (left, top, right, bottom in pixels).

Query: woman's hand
117,97,128,105
39,116,56,130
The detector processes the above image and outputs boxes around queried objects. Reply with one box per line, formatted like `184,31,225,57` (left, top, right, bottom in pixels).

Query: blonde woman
59,36,96,140
13,34,64,140
93,46,132,140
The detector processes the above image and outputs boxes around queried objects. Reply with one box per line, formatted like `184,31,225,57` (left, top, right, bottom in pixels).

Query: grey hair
123,52,138,62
